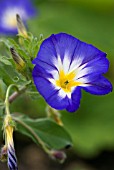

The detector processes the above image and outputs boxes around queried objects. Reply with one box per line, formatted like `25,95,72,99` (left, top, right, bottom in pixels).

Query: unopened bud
10,47,26,71
16,14,28,38
50,150,66,163
3,115,18,170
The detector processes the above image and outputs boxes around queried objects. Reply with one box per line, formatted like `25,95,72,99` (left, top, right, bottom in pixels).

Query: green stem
5,84,19,115
9,86,27,104
46,106,63,126
13,116,50,155
4,81,31,115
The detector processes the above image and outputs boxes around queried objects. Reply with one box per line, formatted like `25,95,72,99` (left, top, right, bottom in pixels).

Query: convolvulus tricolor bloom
0,0,36,35
32,33,112,112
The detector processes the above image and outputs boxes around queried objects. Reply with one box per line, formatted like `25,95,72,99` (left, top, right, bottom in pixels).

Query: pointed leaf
14,115,72,150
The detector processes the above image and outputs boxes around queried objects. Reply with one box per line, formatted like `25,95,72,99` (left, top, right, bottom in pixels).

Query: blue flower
32,33,112,112
0,0,36,35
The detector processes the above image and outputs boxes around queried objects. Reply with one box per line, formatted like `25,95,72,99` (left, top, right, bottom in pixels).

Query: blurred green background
0,0,114,169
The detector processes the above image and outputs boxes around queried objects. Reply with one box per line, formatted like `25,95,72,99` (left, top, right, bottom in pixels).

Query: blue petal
66,87,82,112
33,33,107,73
82,76,113,95
32,36,58,68
70,39,106,68
32,66,69,110
8,145,18,170
0,0,36,35
33,65,82,112
77,56,109,80
32,33,79,68
47,91,69,110
32,64,55,79
50,33,79,62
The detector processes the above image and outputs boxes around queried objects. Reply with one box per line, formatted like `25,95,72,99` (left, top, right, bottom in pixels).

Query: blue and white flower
0,0,36,35
32,33,112,112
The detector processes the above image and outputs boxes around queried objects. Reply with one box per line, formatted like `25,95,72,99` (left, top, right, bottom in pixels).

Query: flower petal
66,87,81,112
47,89,69,110
82,76,112,95
33,33,79,73
50,33,79,62
32,63,58,79
32,64,55,86
0,0,36,35
69,41,106,72
76,56,109,80
32,66,69,110
8,145,18,170
32,36,58,68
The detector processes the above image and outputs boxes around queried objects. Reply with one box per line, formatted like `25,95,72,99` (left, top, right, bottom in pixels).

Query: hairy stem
5,84,19,115
9,86,27,104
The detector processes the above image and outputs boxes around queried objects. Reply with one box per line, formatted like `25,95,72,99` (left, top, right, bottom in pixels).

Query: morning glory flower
32,33,112,112
0,0,36,35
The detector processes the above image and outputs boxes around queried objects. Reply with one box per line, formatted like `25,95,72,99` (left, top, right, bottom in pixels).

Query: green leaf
0,56,12,65
0,79,7,100
6,38,19,49
14,115,72,150
0,62,19,85
0,57,29,86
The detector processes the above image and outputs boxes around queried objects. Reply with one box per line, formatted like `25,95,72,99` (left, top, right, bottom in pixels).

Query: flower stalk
46,106,63,126
3,84,20,170
5,84,19,116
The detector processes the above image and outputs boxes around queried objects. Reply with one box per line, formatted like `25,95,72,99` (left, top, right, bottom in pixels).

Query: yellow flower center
7,16,17,28
56,69,81,92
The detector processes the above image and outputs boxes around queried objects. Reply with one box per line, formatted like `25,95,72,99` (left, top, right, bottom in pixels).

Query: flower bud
10,47,26,71
50,150,66,163
16,14,28,38
4,115,18,170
